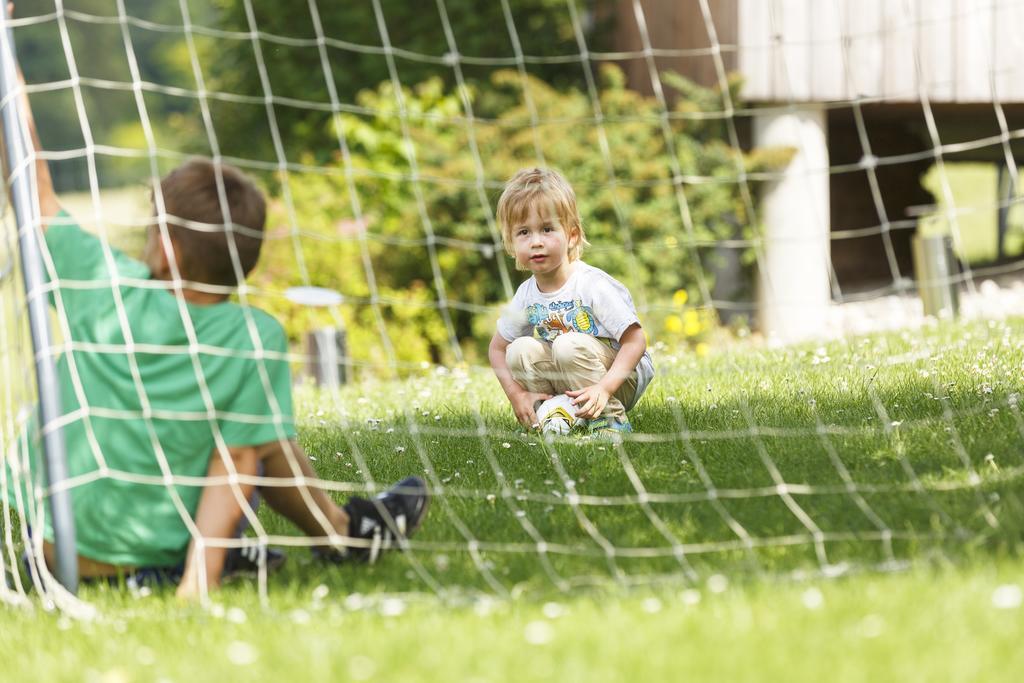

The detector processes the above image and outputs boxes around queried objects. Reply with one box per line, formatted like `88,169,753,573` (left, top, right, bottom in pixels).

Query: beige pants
505,333,639,420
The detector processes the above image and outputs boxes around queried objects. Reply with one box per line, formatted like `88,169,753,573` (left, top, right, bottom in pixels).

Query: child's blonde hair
496,168,590,267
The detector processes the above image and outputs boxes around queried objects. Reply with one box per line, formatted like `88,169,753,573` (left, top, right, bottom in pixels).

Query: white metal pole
0,5,77,594
755,105,831,343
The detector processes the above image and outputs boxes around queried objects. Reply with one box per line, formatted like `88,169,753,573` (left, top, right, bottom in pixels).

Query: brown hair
155,159,266,287
496,167,589,267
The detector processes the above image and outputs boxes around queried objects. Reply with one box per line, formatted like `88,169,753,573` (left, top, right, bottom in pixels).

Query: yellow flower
695,342,710,357
672,289,689,307
683,309,701,337
664,314,683,334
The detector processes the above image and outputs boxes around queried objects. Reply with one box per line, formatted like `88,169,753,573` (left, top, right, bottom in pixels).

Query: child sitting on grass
488,168,654,435
3,66,428,599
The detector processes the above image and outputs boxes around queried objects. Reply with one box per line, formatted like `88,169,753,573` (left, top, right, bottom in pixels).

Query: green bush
204,0,612,165
251,65,791,375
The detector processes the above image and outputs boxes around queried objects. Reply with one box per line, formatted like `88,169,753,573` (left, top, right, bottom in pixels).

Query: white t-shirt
496,261,655,405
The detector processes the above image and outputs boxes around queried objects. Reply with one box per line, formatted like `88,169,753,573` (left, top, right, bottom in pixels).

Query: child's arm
0,15,60,224
20,73,59,222
176,444,259,599
567,323,646,419
488,331,552,428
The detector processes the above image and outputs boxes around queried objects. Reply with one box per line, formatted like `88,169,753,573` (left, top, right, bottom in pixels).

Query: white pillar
755,105,831,344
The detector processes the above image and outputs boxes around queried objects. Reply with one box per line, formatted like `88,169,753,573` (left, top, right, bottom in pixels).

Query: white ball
537,395,580,435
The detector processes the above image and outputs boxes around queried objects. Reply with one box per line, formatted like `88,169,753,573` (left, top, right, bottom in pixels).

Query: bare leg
42,541,128,578
178,445,260,598
178,440,349,599
256,439,349,540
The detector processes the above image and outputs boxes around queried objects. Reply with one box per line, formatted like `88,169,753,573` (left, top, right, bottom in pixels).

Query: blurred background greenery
17,0,789,374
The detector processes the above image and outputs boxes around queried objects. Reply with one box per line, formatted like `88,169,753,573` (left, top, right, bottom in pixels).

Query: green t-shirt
5,212,295,567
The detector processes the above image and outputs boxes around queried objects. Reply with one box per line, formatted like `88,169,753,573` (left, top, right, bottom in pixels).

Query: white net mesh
4,0,1024,610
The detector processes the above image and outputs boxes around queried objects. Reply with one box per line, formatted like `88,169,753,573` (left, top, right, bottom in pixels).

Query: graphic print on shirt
526,299,598,342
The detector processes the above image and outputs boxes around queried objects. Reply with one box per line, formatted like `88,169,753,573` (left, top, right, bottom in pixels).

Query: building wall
610,0,738,95
611,0,1024,104
827,106,932,291
606,0,1024,311
737,0,1024,104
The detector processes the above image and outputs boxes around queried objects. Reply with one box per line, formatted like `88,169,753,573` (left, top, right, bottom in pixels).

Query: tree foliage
16,0,214,189
252,66,791,373
202,0,611,164
16,2,791,374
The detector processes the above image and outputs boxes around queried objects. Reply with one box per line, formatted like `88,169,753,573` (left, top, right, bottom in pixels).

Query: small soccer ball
537,395,580,435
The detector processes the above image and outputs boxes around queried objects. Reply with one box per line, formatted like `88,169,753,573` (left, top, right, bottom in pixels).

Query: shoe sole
395,476,430,539
222,548,287,580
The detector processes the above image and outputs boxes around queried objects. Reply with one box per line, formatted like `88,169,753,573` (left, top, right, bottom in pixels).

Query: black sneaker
316,476,430,564
222,544,287,579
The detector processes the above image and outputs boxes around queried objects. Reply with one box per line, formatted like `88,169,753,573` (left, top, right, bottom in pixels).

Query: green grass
921,162,1024,263
4,317,1024,680
2,563,1023,682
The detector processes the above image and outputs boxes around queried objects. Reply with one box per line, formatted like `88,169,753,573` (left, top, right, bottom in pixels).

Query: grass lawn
2,563,1022,682
4,316,1024,681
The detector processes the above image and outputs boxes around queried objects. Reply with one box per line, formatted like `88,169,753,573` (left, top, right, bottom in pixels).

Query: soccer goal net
3,0,1024,611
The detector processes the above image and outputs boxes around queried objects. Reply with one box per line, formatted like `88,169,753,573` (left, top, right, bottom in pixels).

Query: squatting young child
488,168,654,435
3,65,428,599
